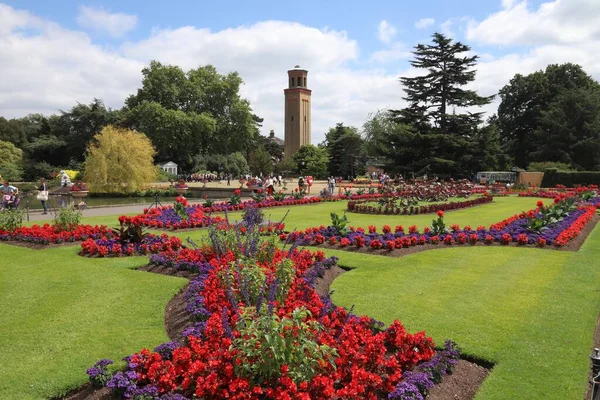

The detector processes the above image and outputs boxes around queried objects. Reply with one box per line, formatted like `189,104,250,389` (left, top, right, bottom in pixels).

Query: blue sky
1,0,598,143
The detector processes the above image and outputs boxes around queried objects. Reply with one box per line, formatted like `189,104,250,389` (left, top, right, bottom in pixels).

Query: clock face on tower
284,66,311,158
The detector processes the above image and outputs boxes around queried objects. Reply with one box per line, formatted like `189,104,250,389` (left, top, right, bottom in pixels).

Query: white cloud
377,20,397,44
370,43,411,63
0,4,403,144
466,0,600,46
415,18,435,30
76,6,137,37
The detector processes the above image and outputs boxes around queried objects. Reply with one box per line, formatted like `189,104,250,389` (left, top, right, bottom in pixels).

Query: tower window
291,116,294,121
304,77,307,87
290,77,295,87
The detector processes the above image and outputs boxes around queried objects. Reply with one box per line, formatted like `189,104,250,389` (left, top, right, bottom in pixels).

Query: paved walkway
25,199,213,222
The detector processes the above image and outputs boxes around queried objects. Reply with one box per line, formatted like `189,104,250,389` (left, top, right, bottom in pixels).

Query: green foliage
53,207,82,232
430,214,447,235
541,170,600,187
156,167,177,182
0,209,25,231
233,306,336,385
330,212,349,236
323,123,364,177
112,220,149,244
394,33,492,134
527,161,575,172
173,199,188,221
194,152,249,177
292,145,329,179
0,140,24,181
0,117,27,147
249,146,274,176
83,125,156,194
250,189,266,203
125,61,261,169
272,190,286,201
498,63,600,169
274,156,296,175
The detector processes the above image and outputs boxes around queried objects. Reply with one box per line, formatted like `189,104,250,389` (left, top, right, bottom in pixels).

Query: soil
427,359,490,400
54,384,111,400
310,214,600,258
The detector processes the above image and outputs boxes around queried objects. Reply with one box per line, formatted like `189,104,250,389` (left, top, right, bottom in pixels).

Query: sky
2,0,600,144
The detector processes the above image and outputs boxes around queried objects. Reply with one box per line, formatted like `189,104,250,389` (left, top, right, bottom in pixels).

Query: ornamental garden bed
0,224,115,249
347,195,492,215
284,195,600,254
76,220,487,400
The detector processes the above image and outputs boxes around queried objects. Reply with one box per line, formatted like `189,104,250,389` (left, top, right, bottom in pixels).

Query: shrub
528,161,575,172
0,209,25,231
541,170,600,187
233,307,336,385
83,125,156,194
53,207,82,232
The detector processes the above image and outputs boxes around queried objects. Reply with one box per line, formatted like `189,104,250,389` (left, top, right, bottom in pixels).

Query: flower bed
88,224,461,399
518,185,597,199
347,195,493,215
199,193,384,213
284,201,599,250
80,234,183,257
0,224,114,245
135,194,383,230
135,206,226,230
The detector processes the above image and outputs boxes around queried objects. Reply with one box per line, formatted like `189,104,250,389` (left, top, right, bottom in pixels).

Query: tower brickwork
284,66,311,157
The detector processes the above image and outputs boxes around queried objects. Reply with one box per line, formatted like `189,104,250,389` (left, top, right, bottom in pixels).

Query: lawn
3,195,596,399
325,233,600,399
0,244,187,400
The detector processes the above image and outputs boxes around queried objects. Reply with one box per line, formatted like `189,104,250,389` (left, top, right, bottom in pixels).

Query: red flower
436,210,444,218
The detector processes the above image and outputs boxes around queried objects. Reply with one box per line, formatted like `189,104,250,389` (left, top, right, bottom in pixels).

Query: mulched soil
307,214,600,258
427,360,490,400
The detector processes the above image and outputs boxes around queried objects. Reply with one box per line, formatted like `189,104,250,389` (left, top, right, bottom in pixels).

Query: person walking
37,178,49,214
328,176,335,195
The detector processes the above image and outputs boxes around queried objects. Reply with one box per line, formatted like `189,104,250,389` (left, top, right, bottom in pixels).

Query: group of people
1,180,19,210
246,175,284,194
0,178,49,213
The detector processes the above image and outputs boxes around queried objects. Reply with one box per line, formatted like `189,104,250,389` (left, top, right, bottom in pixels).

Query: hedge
541,170,600,187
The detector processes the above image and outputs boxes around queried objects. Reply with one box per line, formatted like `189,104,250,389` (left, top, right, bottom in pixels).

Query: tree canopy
0,140,24,181
366,33,499,177
498,63,600,170
292,145,329,179
322,123,364,178
124,61,262,169
83,126,156,193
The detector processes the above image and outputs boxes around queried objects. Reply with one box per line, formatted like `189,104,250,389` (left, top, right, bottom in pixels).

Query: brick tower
284,65,311,157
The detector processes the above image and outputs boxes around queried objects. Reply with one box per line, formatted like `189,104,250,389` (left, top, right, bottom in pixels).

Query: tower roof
288,65,308,73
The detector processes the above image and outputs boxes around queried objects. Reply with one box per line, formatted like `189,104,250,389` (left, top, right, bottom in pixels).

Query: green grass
324,232,600,399
0,244,186,400
3,195,595,399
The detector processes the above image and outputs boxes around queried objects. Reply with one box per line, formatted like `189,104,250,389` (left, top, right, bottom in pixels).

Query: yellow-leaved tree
83,125,156,193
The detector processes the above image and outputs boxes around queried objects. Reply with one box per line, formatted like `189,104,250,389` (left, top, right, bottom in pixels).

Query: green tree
395,33,493,134
374,33,493,177
249,147,274,176
83,126,156,193
128,101,216,169
51,99,120,163
0,118,26,147
323,123,364,177
292,145,329,179
498,63,600,169
124,61,261,168
0,140,24,181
